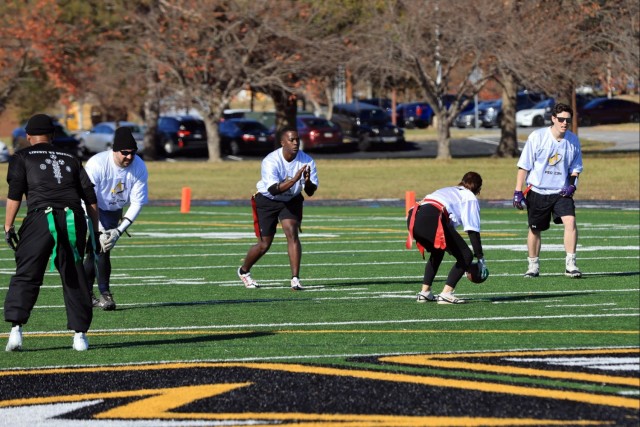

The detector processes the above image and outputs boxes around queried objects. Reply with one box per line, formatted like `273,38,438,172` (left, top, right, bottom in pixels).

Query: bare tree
128,0,347,161
496,0,639,145
346,0,499,159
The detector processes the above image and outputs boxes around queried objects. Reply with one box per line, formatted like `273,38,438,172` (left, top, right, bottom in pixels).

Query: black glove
5,226,18,251
94,231,104,254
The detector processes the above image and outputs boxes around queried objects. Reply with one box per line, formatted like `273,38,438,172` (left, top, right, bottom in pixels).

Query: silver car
78,121,144,156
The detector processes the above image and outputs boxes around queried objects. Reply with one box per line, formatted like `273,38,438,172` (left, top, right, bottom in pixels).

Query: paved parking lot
305,127,639,160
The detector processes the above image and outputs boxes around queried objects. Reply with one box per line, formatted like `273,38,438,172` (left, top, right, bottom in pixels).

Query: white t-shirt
84,150,149,223
256,148,319,202
423,186,481,232
517,127,583,195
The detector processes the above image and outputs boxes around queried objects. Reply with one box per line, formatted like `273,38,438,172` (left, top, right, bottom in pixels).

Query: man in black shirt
4,114,100,352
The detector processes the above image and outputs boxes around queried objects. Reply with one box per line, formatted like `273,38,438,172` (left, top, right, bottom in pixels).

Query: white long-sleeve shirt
84,150,148,226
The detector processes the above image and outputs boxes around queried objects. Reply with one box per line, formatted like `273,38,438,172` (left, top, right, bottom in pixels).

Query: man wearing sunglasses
513,102,583,279
83,127,149,310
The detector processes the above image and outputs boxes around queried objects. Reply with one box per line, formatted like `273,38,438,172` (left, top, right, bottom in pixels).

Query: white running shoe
437,292,466,304
565,257,582,278
73,332,89,351
5,325,22,352
291,277,304,291
525,257,539,278
237,268,259,289
416,292,436,303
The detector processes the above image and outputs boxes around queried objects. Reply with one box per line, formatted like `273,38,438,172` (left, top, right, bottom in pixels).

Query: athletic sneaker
90,292,100,308
5,325,22,352
437,292,466,304
291,277,304,291
73,332,88,351
416,292,436,303
565,258,582,278
237,267,259,289
98,291,116,311
525,257,539,278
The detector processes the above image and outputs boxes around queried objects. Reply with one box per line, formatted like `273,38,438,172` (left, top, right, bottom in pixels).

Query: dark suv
331,103,405,151
156,115,207,156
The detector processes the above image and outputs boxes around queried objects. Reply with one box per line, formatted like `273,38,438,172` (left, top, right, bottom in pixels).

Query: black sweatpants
4,208,93,332
408,204,473,288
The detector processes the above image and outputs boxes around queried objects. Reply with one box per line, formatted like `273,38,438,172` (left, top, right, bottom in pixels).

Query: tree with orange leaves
0,0,62,115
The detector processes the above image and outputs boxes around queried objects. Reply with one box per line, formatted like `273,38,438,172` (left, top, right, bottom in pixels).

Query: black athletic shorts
255,192,304,237
526,190,575,232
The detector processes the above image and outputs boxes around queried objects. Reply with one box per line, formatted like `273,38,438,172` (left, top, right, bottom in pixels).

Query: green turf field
0,204,638,424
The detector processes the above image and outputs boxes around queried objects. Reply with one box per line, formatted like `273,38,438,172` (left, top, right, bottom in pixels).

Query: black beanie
112,127,138,152
25,114,55,135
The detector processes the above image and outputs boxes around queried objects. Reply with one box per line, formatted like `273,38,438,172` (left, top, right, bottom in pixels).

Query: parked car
78,121,144,156
454,99,499,128
296,114,345,151
0,140,9,162
331,102,405,151
543,94,595,125
396,102,433,128
222,108,250,120
244,111,276,129
516,98,555,127
156,115,207,156
12,118,83,159
358,98,393,115
218,118,275,156
476,92,547,128
577,97,640,126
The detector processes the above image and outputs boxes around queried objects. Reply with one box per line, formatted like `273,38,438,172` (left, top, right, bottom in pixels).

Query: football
466,262,488,284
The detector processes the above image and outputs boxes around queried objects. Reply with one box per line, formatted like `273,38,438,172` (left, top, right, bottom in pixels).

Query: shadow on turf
93,331,274,350
478,291,588,303
115,298,311,311
21,331,274,351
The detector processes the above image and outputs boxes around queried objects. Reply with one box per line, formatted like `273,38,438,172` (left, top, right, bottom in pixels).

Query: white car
516,99,554,127
0,140,9,163
78,121,144,156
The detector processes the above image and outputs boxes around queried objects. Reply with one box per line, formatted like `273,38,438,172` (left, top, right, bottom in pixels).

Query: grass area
0,153,638,201
0,204,637,369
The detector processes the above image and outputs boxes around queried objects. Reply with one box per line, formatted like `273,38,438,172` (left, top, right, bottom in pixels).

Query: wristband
117,217,133,235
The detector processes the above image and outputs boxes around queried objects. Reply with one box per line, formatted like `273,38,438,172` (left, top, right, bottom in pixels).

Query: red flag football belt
406,198,449,258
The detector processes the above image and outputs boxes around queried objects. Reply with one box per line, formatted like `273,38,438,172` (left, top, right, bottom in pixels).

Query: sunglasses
119,150,137,157
555,117,572,124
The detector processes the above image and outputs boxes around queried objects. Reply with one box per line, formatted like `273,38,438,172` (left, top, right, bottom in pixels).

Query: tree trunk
271,89,297,149
142,67,161,160
203,115,222,163
435,110,451,159
494,71,519,158
567,84,578,135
